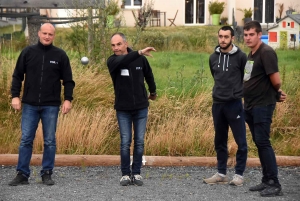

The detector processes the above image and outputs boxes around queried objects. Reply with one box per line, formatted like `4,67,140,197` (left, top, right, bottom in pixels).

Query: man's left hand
62,100,72,114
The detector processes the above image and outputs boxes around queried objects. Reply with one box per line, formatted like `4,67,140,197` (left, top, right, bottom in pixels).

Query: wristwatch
150,92,156,96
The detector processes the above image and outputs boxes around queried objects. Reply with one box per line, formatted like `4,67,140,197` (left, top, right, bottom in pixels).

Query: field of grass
0,25,299,157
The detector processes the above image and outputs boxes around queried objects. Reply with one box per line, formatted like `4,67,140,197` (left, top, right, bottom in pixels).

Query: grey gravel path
1,165,299,201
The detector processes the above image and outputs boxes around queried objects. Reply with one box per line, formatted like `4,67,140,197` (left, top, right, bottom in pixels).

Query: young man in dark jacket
9,23,75,186
107,33,157,186
204,26,248,186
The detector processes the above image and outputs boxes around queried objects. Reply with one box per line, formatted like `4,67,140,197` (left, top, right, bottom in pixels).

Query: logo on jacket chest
136,66,142,70
50,60,58,64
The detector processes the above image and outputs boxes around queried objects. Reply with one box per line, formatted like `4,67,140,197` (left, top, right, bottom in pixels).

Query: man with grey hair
107,32,157,186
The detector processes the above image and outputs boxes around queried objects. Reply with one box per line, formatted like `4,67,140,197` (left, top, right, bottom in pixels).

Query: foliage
132,0,153,31
276,3,284,19
131,0,154,47
220,16,228,24
237,7,253,18
105,0,120,15
208,0,225,15
221,16,228,21
62,0,121,69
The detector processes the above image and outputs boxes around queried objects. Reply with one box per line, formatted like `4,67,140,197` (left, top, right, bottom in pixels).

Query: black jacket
107,48,156,110
11,41,75,106
209,44,247,103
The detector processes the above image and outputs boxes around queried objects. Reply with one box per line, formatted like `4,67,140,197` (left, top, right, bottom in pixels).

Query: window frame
124,0,143,8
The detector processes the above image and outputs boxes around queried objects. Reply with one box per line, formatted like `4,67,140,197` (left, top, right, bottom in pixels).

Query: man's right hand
11,97,21,111
140,47,156,57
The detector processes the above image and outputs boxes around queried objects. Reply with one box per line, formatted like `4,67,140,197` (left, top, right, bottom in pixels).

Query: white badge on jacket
121,69,129,76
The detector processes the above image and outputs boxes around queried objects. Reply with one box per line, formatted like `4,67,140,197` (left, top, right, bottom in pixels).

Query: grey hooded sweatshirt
209,44,247,103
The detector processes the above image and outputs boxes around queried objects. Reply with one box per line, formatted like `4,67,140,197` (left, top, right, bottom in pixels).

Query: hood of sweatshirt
214,44,239,71
209,44,247,103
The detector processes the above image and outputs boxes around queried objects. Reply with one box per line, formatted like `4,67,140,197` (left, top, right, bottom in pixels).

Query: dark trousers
212,99,248,175
244,104,280,184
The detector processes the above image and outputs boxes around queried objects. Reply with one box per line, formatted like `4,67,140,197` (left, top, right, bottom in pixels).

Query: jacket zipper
39,54,45,103
130,68,135,106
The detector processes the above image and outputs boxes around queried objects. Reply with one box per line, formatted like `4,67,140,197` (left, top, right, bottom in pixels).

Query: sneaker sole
203,181,228,185
43,182,55,186
132,182,143,186
229,182,243,186
8,181,29,186
249,187,266,191
261,191,284,197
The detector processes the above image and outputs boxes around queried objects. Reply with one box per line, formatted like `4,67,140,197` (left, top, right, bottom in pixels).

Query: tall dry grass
1,27,300,157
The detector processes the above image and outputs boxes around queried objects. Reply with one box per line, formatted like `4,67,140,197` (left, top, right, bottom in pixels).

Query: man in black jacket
9,23,75,186
107,32,157,186
204,26,248,186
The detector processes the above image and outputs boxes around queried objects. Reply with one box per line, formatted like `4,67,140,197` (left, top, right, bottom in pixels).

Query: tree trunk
27,8,40,45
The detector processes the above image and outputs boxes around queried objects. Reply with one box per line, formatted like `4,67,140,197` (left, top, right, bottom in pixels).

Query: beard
219,41,232,50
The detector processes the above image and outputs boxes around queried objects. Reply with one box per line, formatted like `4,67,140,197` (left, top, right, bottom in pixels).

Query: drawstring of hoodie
217,53,230,71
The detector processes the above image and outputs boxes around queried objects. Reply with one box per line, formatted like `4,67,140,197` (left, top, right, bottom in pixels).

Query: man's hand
277,89,287,102
140,47,156,57
148,93,157,101
61,100,72,114
11,97,21,111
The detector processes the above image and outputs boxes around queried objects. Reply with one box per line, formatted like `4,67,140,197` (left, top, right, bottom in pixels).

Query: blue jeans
116,108,148,176
17,104,59,177
244,104,280,184
212,99,248,176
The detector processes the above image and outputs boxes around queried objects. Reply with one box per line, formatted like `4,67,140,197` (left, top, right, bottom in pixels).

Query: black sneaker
8,172,29,186
260,180,283,197
249,182,268,191
42,171,55,185
132,175,143,186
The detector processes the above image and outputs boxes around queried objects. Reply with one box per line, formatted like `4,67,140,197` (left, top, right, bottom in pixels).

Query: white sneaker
120,175,131,186
229,174,244,186
203,173,229,184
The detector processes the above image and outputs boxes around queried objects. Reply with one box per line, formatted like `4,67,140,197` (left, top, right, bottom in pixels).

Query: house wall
43,0,299,27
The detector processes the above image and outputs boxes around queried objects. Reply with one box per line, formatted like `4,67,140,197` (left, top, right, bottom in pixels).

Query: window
290,34,296,42
254,0,274,23
269,32,277,42
125,0,142,7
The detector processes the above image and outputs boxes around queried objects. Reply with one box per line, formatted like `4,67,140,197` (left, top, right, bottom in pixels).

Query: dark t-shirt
243,43,278,110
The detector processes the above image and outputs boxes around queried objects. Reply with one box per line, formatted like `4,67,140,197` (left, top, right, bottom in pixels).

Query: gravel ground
1,165,299,201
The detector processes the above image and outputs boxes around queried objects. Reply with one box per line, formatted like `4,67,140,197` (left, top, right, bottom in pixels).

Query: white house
1,0,299,28
268,14,300,49
45,0,299,27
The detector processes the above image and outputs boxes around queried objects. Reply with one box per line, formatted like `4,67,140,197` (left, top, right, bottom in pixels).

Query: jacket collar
37,40,53,50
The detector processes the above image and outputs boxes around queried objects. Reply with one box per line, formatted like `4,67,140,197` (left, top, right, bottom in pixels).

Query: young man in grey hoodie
203,26,248,186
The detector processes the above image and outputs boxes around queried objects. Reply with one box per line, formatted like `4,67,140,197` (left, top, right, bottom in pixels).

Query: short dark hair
218,26,234,37
111,32,127,42
243,20,262,33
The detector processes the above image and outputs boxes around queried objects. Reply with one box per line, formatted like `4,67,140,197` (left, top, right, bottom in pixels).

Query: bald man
107,32,157,186
9,23,75,186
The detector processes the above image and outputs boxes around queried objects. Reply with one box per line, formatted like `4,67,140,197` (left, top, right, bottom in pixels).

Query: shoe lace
213,173,222,178
120,175,131,181
232,174,243,182
134,175,143,180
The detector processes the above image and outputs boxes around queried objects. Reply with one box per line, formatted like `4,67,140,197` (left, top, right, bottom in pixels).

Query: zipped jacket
209,44,247,103
107,48,156,110
11,41,75,106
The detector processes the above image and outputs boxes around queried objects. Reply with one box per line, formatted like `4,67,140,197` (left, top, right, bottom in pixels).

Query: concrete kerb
1,154,300,167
